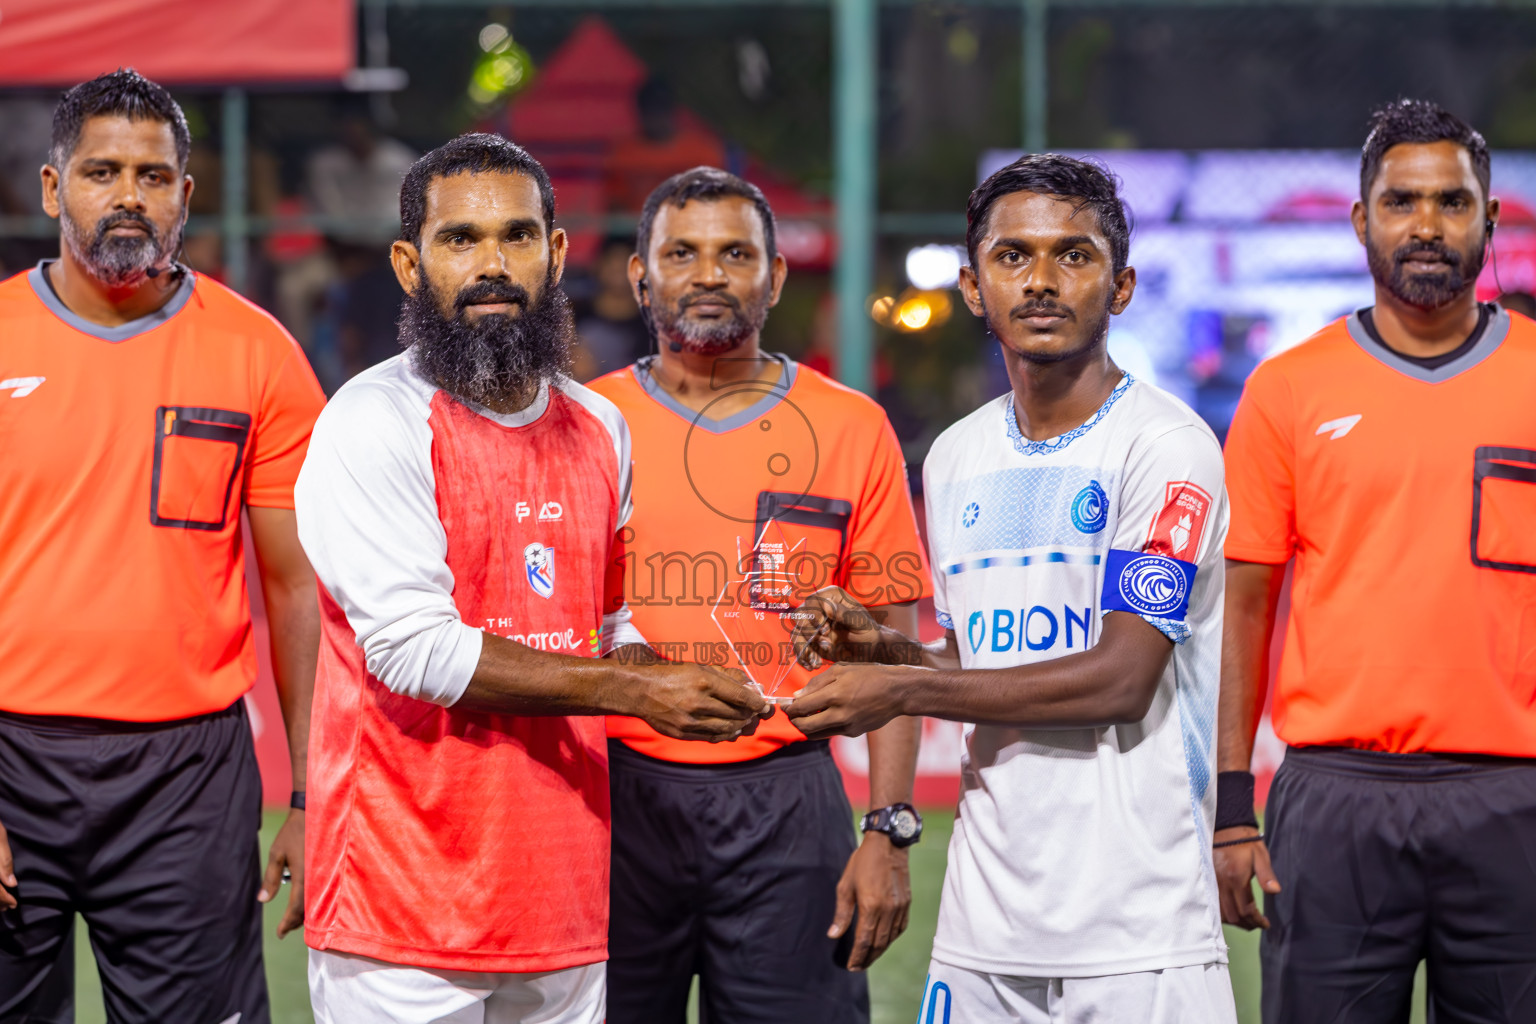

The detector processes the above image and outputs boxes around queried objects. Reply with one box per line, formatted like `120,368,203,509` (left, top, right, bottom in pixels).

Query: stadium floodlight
905,244,965,291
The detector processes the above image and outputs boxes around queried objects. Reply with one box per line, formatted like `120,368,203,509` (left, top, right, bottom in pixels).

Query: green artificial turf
75,809,1424,1024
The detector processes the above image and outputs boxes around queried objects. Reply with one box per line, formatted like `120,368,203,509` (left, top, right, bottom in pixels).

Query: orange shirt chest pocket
754,490,853,605
151,405,252,531
1473,446,1536,573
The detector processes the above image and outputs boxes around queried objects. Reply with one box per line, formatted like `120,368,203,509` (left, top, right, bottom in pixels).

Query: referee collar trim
632,352,798,434
1346,304,1509,383
28,260,195,343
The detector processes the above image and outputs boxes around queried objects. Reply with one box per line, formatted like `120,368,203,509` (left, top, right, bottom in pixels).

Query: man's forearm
265,582,320,790
456,633,651,716
892,615,1172,729
248,504,321,794
864,600,922,806
865,716,919,807
1217,561,1286,773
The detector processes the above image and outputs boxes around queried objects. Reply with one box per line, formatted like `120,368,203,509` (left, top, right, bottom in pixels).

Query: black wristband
290,791,306,811
1214,771,1258,831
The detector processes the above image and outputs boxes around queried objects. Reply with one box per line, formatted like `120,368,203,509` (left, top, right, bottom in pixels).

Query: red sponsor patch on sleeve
1144,481,1213,559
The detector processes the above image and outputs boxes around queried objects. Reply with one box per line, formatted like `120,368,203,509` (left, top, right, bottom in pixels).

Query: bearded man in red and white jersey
294,134,766,1023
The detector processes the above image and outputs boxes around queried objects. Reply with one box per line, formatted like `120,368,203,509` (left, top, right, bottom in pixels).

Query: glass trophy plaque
711,518,807,704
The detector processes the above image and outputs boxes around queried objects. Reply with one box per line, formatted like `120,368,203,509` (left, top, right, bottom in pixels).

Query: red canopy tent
0,0,352,85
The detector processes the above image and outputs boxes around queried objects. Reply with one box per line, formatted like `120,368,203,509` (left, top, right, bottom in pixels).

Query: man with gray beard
588,167,929,1023
0,70,324,1022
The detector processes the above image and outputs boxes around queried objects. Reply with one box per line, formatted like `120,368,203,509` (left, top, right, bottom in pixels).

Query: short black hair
1360,99,1491,202
399,133,555,246
50,68,191,171
636,166,778,265
967,153,1131,274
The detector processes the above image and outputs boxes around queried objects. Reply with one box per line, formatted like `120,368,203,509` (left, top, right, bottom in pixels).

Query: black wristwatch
860,803,923,848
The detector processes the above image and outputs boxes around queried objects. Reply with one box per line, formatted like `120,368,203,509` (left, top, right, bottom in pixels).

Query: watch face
891,808,920,841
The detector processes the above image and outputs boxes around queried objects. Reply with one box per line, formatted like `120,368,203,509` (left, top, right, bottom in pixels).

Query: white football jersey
923,374,1228,978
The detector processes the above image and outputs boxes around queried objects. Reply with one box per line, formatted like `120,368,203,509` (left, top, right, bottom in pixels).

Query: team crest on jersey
967,611,986,654
1070,480,1108,534
962,502,981,528
1144,481,1212,558
524,542,555,599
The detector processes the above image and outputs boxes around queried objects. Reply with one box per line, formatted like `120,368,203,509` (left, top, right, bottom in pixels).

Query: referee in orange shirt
0,72,323,1022
1217,99,1536,1023
589,168,927,1022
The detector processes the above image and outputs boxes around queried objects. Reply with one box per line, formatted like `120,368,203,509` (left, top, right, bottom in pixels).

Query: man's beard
401,271,575,408
60,204,180,288
1366,230,1485,311
652,288,771,355
985,295,1112,365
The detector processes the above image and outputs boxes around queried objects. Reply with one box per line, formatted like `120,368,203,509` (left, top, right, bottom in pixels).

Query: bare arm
1218,559,1286,773
1214,558,1287,930
457,634,765,742
833,602,922,971
789,611,1173,739
247,507,321,938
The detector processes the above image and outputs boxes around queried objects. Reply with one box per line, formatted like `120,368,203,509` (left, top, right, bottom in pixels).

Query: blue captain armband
1101,549,1197,641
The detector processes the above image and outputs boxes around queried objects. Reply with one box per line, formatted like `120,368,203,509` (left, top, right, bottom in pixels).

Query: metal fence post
833,0,876,395
222,87,249,294
1023,0,1048,153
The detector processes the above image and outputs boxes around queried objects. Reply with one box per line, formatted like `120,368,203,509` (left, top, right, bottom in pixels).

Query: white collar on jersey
1004,372,1136,457
457,379,553,428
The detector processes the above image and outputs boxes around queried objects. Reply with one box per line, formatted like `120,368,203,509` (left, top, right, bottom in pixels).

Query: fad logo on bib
524,542,555,599
1144,481,1212,559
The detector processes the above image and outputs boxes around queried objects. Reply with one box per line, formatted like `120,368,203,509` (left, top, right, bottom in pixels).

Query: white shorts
308,949,605,1024
917,959,1237,1024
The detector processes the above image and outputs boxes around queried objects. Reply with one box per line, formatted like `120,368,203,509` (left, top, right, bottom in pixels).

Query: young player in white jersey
787,155,1236,1023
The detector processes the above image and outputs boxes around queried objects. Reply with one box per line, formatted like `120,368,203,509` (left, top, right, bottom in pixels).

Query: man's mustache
1010,298,1075,321
1393,240,1463,269
94,210,158,242
454,281,531,312
678,290,743,314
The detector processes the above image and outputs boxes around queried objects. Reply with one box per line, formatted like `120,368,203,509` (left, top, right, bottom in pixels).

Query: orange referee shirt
1224,305,1536,756
0,263,325,721
590,355,931,763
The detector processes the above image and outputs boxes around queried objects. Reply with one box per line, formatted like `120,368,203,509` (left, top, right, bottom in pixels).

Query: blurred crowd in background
6,5,1536,467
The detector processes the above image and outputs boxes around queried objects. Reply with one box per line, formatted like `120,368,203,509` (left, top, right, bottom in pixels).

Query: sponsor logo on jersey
589,627,601,654
0,376,45,398
524,541,555,598
968,605,1095,654
1101,548,1197,620
921,977,953,1024
967,611,986,653
1316,414,1362,440
962,502,980,528
1070,480,1108,533
515,499,565,522
1144,481,1211,558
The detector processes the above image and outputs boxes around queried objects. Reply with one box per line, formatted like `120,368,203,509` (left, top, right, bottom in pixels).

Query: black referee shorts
0,701,268,1024
1261,745,1536,1024
607,738,869,1024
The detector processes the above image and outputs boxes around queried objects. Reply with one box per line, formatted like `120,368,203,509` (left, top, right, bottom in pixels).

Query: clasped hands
783,587,928,740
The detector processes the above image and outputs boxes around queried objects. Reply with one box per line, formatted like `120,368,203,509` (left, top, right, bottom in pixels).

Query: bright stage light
905,244,964,290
